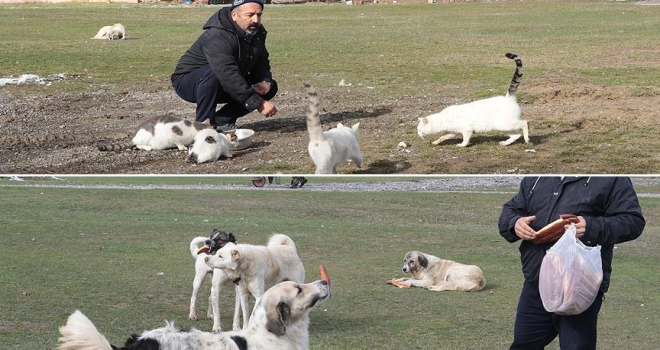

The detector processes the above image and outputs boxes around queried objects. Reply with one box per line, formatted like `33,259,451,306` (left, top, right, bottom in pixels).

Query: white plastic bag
539,224,603,315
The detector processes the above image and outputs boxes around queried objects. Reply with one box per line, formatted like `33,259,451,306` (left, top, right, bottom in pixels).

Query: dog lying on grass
92,23,126,40
389,250,486,291
58,279,330,350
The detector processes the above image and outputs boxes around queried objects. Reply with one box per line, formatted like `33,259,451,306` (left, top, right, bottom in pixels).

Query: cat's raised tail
505,53,523,96
303,82,324,143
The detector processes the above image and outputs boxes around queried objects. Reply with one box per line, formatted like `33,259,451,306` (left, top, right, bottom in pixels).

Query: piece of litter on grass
156,272,164,276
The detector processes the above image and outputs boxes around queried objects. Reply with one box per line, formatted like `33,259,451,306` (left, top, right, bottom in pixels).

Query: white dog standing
189,231,245,332
92,23,126,40
205,234,306,329
389,251,486,292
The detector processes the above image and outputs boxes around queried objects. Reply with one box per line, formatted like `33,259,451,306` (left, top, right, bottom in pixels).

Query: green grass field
1,176,658,349
1,1,659,96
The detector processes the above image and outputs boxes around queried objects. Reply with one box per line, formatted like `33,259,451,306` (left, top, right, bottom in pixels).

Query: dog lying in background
58,279,331,350
205,234,306,330
389,250,486,291
92,23,126,40
190,229,244,331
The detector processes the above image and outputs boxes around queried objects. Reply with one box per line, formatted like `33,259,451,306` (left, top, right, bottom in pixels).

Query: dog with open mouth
190,229,245,331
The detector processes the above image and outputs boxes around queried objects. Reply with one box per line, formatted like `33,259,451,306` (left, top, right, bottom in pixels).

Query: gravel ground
3,176,660,194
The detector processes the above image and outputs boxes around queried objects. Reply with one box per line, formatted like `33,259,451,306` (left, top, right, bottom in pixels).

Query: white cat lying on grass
187,129,233,163
417,53,530,147
97,115,211,152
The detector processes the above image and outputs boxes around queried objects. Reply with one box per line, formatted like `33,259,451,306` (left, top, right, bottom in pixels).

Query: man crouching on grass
171,0,278,133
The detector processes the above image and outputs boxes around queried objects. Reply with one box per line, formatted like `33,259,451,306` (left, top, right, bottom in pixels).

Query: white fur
189,238,244,332
392,251,486,292
58,280,330,350
308,122,363,174
204,234,305,330
56,310,113,350
92,23,126,40
417,94,529,147
187,129,233,163
132,119,204,151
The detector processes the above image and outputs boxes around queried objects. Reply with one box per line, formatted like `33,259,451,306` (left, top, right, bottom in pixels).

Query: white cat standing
304,82,363,174
417,53,530,147
97,115,211,152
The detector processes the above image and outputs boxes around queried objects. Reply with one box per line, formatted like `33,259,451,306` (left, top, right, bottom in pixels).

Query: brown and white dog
389,251,486,291
58,279,330,350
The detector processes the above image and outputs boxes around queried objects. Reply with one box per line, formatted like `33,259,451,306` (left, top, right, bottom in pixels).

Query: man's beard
246,24,258,35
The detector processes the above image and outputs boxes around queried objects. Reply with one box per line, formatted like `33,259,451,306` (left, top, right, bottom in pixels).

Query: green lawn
1,176,658,349
1,1,659,97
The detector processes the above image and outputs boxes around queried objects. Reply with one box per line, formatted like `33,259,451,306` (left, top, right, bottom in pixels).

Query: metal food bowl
232,129,255,150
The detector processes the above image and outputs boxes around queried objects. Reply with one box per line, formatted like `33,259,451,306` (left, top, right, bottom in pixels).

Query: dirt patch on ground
1,76,659,174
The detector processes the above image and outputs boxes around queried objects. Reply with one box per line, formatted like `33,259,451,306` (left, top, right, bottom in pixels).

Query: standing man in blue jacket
171,0,277,132
498,177,645,350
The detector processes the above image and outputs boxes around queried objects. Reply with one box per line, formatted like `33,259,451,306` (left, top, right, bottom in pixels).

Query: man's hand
515,216,537,241
257,100,277,118
569,216,586,238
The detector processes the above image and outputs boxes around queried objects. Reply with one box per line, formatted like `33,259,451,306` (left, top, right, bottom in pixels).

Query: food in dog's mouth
389,278,410,289
319,264,330,286
196,245,211,255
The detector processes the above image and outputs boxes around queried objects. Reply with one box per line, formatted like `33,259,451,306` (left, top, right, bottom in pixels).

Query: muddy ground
1,77,659,175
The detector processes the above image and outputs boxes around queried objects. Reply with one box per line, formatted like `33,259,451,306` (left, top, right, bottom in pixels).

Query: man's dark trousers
173,65,278,126
510,280,603,350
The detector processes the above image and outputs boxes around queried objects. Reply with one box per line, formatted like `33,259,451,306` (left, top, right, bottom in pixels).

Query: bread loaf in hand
532,214,579,244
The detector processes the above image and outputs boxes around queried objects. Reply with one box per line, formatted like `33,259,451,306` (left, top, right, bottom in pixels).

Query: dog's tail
190,236,208,259
303,82,325,144
267,234,296,248
58,310,114,350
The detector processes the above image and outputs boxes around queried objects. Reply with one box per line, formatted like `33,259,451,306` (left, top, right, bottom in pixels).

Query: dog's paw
212,326,223,332
188,313,197,321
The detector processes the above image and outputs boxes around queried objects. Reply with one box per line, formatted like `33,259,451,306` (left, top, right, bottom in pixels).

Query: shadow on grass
242,107,393,133
354,159,413,174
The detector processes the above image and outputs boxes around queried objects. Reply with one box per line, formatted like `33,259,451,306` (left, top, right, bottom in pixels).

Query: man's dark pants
173,65,278,126
510,280,604,350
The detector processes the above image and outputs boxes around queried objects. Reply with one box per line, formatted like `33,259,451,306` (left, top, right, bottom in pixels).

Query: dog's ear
230,249,241,262
418,253,428,269
266,301,290,336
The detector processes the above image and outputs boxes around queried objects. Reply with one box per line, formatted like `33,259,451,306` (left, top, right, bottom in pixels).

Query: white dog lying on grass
92,23,126,40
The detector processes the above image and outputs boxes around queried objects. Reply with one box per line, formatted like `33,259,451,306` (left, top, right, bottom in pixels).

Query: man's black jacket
171,7,272,112
498,177,645,293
